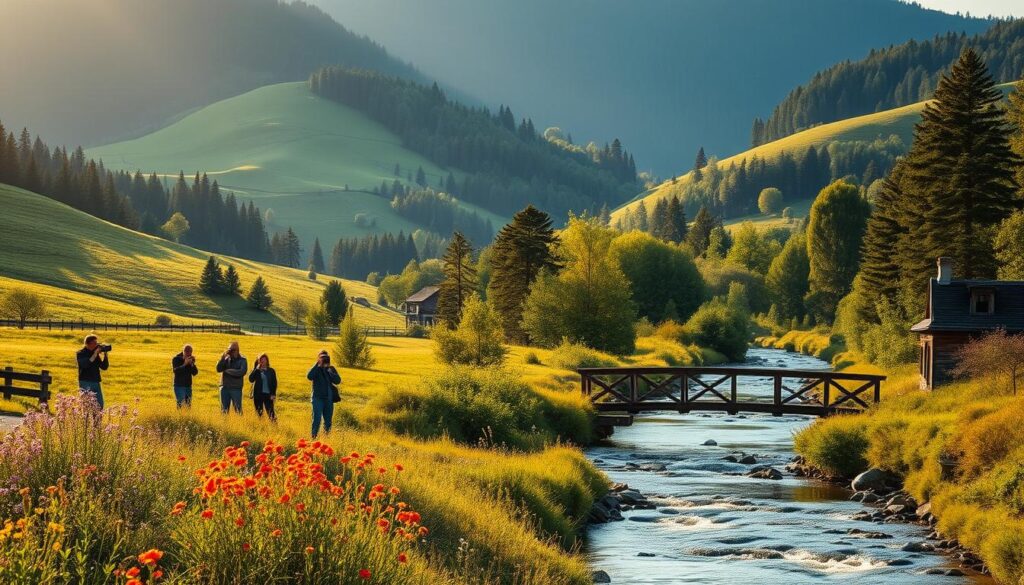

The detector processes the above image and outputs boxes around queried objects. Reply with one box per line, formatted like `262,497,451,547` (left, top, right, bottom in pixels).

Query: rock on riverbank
588,482,655,524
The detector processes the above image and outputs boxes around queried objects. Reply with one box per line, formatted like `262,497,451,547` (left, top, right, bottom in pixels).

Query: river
585,348,989,584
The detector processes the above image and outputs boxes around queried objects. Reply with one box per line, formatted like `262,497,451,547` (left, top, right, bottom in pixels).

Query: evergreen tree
1008,80,1024,197
667,196,687,243
246,276,273,311
199,256,224,294
309,237,325,273
320,280,349,325
436,232,478,328
650,198,672,241
223,265,242,295
687,205,718,256
487,206,561,343
333,307,374,368
634,200,649,232
858,161,906,309
900,48,1021,285
693,146,708,181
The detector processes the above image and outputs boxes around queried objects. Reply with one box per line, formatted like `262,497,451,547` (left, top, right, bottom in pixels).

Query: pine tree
650,198,671,241
320,280,349,325
693,146,708,181
309,238,325,273
1008,80,1024,197
667,196,687,243
282,228,302,268
634,200,649,232
199,256,224,294
686,206,718,256
487,206,561,343
901,48,1021,284
436,232,477,328
333,307,374,369
223,265,242,295
858,161,906,309
246,276,273,311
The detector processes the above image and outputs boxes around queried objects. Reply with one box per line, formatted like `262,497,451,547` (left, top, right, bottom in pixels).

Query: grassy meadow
0,184,403,328
86,82,507,245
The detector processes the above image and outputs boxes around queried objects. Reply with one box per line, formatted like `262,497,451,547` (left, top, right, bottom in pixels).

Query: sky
914,0,1024,18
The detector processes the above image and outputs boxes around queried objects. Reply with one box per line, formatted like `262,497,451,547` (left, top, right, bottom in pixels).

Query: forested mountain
311,0,989,172
757,18,1024,144
311,67,638,218
0,0,421,148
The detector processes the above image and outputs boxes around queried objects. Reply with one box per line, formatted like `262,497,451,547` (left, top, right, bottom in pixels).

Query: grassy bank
753,328,848,365
794,354,1024,583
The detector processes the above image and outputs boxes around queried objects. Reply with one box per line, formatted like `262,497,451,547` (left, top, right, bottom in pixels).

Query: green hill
0,184,403,328
614,81,1017,227
87,82,507,246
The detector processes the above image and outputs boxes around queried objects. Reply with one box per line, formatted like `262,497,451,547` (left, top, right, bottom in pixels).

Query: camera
98,344,113,352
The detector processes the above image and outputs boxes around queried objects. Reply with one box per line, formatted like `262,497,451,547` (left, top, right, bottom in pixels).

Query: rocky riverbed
583,348,991,585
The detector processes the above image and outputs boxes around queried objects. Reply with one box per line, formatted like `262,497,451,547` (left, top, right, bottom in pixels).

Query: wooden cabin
911,257,1024,389
402,286,440,327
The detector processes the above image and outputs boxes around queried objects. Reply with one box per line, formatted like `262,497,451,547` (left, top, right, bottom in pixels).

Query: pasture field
87,82,508,245
0,184,404,328
722,198,812,233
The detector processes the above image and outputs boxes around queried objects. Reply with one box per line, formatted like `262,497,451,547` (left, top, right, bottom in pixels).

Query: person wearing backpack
306,349,341,438
248,353,278,422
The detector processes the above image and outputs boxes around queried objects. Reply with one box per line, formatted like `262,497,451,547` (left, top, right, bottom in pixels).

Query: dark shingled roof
911,279,1024,333
405,286,440,303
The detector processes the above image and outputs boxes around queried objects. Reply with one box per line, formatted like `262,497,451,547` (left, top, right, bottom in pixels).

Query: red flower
358,569,371,580
394,464,404,472
138,548,164,565
234,516,245,527
305,546,315,554
242,543,251,552
201,509,214,520
126,567,141,578
271,528,283,538
153,569,164,580
397,552,408,564
127,580,142,585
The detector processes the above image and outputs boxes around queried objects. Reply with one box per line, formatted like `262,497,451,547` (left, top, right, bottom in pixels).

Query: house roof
405,286,440,303
911,278,1024,333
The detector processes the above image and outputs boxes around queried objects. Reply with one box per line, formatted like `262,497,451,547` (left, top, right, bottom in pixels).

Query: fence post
3,366,12,401
874,380,881,404
39,370,50,404
773,375,782,415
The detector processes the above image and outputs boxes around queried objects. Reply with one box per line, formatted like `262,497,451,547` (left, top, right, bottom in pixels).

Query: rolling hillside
0,184,403,328
312,0,990,172
614,81,1018,226
88,82,507,246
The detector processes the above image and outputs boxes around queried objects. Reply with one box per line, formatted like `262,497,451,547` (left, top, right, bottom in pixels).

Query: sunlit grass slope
0,184,402,327
87,82,507,244
615,82,1017,224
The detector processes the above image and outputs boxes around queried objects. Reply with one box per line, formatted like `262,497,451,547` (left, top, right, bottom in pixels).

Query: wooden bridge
579,366,885,429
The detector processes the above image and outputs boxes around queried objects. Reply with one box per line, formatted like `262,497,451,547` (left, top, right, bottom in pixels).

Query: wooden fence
1,367,51,406
0,319,411,338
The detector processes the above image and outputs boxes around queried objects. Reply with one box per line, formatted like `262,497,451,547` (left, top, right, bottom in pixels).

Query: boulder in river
851,468,897,492
738,455,758,465
746,466,783,480
702,439,718,446
900,541,934,552
592,569,612,583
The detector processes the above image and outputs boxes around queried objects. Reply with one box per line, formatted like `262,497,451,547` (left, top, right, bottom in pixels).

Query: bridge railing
579,366,886,417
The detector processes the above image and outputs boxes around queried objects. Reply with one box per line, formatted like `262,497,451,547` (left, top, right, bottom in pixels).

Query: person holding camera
216,341,248,414
248,353,277,422
76,334,110,409
171,344,199,408
306,349,341,438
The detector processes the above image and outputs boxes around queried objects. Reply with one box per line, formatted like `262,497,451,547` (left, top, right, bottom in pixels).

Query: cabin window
971,291,995,315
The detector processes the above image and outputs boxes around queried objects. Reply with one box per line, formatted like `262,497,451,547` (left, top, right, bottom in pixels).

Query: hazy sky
915,0,1024,18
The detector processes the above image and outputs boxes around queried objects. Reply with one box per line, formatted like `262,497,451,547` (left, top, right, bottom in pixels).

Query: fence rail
1,367,51,406
0,320,411,338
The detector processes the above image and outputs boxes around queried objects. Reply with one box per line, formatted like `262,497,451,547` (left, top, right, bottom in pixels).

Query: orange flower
389,487,400,495
398,552,408,564
241,441,250,447
242,543,251,552
394,464,404,472
278,493,291,504
127,580,142,585
137,548,164,565
234,516,245,527
233,457,247,467
126,567,141,578
201,509,214,520
271,528,283,538
153,570,164,580
358,569,371,580
418,526,429,536
177,455,187,463
170,501,187,516
305,546,315,554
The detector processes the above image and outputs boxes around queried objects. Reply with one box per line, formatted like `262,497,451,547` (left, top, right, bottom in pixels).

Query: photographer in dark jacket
171,344,199,408
306,349,341,438
248,353,277,421
76,334,109,409
216,341,247,414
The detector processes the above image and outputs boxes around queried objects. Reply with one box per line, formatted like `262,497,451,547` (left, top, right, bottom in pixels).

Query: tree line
328,232,420,280
754,19,1024,145
0,122,277,263
384,182,494,245
309,67,639,219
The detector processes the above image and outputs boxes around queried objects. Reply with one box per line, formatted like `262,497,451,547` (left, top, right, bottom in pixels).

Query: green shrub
547,339,618,370
432,295,506,367
362,368,592,450
405,324,428,339
682,300,750,361
154,314,172,326
523,351,541,365
794,416,870,478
